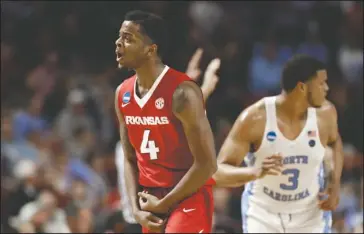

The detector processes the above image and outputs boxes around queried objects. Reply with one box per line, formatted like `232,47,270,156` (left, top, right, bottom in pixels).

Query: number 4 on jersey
141,130,159,160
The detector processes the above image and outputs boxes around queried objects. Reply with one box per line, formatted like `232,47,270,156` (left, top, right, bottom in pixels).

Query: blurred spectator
67,126,96,160
188,1,224,42
88,70,116,149
26,51,62,100
44,138,107,207
1,108,44,167
15,190,70,233
337,39,363,84
249,37,283,95
338,3,363,84
65,179,93,233
12,95,48,142
297,21,328,63
1,160,40,232
55,89,96,141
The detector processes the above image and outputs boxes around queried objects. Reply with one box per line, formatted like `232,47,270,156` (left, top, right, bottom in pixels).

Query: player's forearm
124,156,141,214
213,163,258,187
330,134,344,185
162,121,216,208
160,161,216,209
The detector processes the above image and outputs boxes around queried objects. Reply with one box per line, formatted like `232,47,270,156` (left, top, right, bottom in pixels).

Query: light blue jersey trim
319,162,332,233
242,181,254,233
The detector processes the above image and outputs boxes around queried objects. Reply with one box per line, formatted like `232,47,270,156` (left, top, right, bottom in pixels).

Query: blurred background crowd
1,1,363,233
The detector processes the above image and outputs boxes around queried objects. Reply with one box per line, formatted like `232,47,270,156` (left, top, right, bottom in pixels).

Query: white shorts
241,200,332,233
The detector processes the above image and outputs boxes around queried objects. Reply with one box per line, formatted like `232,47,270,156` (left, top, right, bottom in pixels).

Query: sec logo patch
155,97,164,109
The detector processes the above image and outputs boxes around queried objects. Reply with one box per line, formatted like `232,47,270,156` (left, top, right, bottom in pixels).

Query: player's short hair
281,54,326,92
124,10,167,57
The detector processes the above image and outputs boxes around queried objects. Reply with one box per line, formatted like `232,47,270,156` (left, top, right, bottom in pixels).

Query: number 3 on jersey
141,130,159,160
280,169,300,190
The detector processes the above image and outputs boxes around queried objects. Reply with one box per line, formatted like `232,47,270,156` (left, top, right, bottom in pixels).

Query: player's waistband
142,181,214,200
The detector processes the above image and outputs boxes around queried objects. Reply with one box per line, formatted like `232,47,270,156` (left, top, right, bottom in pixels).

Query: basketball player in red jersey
114,10,217,233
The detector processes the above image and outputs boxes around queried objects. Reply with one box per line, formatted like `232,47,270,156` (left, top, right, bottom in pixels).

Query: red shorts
141,185,214,233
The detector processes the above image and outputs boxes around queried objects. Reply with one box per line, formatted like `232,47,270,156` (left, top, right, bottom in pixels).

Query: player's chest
256,142,324,170
122,103,172,129
275,117,329,147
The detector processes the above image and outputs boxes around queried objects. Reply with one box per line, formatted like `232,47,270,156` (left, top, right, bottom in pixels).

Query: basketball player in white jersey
212,54,343,233
115,48,220,231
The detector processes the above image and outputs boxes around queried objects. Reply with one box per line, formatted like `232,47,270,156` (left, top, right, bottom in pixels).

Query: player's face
115,21,152,69
306,70,329,108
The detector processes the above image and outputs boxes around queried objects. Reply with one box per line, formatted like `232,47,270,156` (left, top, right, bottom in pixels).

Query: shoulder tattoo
172,85,189,114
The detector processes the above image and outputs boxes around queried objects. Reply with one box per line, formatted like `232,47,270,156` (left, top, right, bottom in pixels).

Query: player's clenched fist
255,154,283,179
134,210,165,233
138,192,170,214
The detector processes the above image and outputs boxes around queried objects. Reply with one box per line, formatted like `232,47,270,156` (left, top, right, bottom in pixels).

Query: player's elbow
206,161,217,178
196,156,217,177
211,158,218,174
212,164,230,187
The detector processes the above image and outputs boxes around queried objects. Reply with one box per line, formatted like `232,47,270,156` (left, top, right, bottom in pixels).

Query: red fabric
141,186,214,233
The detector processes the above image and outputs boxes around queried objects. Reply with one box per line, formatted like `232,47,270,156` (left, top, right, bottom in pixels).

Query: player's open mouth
116,53,124,62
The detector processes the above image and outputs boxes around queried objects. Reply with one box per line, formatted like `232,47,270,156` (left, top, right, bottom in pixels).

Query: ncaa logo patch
123,92,131,104
267,131,277,142
309,139,316,147
155,97,164,109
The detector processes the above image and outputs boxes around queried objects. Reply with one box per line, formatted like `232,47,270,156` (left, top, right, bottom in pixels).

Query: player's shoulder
172,81,202,114
236,97,267,125
166,67,192,85
115,75,136,97
316,100,338,119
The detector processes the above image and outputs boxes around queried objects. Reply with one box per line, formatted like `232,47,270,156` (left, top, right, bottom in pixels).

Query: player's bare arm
114,86,164,232
317,101,343,211
213,101,283,188
140,81,217,214
167,81,217,206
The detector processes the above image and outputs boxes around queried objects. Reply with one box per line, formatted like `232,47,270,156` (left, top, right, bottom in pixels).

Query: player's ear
147,44,157,57
297,82,306,93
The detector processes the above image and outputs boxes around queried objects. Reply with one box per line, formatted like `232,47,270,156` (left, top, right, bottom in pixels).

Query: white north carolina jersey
243,96,326,214
115,142,137,224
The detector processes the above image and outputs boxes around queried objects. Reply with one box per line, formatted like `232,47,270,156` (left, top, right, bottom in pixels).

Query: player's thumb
149,215,164,224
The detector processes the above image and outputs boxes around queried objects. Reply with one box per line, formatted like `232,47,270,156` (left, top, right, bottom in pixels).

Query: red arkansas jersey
116,66,204,188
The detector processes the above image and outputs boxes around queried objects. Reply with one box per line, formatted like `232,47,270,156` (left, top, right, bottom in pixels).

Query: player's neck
278,93,309,121
135,59,165,89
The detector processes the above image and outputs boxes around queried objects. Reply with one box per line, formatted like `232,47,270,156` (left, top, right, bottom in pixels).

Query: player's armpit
160,81,217,209
114,85,141,215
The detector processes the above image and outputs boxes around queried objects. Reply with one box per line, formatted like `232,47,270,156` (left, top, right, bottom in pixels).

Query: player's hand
317,183,340,211
201,58,221,98
138,192,170,214
255,154,283,179
185,48,203,81
134,210,165,233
